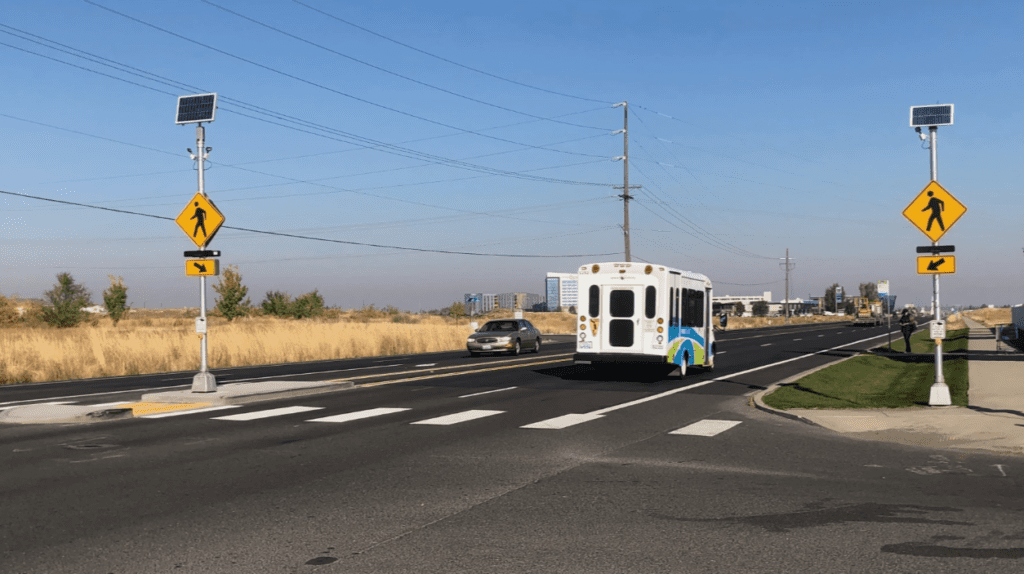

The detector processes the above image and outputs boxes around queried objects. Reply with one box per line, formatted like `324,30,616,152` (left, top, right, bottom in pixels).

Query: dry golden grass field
4,291,1008,385
0,301,578,384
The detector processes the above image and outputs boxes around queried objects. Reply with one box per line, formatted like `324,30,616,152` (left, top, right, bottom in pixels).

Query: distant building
496,292,544,311
545,272,579,312
712,292,771,316
464,293,496,315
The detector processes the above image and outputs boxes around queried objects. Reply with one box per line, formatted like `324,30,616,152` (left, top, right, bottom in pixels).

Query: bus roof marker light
645,265,653,274
592,264,600,273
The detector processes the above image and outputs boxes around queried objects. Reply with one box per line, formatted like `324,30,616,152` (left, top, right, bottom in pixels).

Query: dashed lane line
459,387,517,398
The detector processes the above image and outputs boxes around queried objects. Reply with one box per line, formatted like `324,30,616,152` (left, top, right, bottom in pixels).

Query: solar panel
176,93,218,124
909,104,953,127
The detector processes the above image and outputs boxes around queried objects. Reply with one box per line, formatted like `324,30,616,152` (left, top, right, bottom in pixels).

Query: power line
202,0,609,132
83,1,612,161
0,24,615,188
0,189,618,259
290,0,611,105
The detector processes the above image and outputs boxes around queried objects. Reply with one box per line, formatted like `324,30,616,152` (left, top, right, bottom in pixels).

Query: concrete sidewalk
754,316,1024,456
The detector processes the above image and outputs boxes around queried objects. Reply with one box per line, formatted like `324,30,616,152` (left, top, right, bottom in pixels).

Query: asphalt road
3,321,1022,573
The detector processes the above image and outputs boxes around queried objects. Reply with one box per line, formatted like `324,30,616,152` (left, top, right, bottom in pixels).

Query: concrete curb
141,380,355,406
0,405,135,425
749,354,859,427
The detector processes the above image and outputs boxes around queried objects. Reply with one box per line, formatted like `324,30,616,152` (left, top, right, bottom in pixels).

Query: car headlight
495,336,511,343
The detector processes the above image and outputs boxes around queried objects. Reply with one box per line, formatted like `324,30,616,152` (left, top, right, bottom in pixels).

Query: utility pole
612,102,639,262
780,249,795,323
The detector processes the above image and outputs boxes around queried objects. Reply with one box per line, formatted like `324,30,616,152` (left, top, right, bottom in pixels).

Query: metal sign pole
928,126,949,404
192,123,216,392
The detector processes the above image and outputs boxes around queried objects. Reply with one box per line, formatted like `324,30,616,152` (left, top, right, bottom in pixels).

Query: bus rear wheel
677,354,688,379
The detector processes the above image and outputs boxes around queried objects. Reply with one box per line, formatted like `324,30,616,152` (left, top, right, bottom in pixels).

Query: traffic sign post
907,104,962,406
176,93,221,393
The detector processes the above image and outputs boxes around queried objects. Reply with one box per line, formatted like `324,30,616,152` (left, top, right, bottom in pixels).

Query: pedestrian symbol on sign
923,191,945,232
191,202,208,238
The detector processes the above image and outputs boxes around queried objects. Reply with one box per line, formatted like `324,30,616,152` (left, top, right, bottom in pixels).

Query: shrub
292,290,325,319
40,272,93,328
103,275,130,326
752,301,769,317
212,265,251,321
261,290,292,317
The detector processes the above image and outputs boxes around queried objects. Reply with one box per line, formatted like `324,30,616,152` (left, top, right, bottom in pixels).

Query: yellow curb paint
115,402,212,416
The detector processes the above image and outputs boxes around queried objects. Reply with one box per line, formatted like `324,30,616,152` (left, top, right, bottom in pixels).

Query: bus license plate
579,342,592,349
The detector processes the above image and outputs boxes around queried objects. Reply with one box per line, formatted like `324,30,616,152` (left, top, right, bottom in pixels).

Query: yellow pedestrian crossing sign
175,192,225,248
902,181,966,243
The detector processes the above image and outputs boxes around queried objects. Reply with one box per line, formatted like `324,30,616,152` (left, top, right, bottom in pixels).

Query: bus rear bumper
573,353,667,365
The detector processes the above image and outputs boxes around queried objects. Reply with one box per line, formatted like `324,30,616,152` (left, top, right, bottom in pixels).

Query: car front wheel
511,340,521,356
534,338,541,353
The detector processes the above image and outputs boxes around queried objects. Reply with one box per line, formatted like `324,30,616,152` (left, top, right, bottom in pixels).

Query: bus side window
589,285,600,317
694,290,704,327
682,289,690,327
672,287,679,327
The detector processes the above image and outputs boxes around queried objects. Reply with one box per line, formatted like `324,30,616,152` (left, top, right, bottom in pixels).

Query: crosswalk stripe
411,409,503,426
142,405,241,418
521,413,604,430
669,419,742,437
212,406,324,421
307,407,409,423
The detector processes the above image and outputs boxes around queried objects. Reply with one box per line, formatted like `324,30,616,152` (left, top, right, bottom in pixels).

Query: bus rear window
588,285,600,317
645,286,657,319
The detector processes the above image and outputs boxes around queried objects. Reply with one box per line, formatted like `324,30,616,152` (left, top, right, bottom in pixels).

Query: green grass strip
763,328,969,409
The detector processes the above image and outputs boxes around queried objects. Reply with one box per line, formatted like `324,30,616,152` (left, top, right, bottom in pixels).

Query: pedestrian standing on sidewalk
899,309,915,352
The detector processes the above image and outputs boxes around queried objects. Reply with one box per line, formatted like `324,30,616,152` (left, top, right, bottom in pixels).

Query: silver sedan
467,319,542,356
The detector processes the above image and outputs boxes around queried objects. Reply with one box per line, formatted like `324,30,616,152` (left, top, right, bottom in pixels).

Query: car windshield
482,321,516,332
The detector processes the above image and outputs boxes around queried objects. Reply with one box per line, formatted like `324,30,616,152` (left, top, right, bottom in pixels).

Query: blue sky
1,0,1022,311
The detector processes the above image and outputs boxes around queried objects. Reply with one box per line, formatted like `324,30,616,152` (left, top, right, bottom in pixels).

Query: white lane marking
521,413,604,430
587,330,902,417
670,419,742,436
89,401,131,407
142,405,241,418
411,410,503,426
459,386,517,398
0,400,78,411
994,464,1007,477
793,338,802,341
212,406,324,421
415,363,437,368
818,335,825,337
761,343,772,347
307,407,409,423
716,351,727,354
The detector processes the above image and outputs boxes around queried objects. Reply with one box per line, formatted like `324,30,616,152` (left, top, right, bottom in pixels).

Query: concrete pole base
191,371,218,393
928,382,951,406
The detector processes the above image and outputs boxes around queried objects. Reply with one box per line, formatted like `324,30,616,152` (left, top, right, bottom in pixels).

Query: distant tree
102,275,130,326
41,272,93,328
752,301,769,317
261,290,292,317
447,301,466,318
291,290,325,319
733,301,746,316
859,282,878,301
824,283,844,313
843,300,857,316
212,265,251,321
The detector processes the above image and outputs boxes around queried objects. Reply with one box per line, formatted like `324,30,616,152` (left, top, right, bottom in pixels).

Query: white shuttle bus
573,262,714,377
